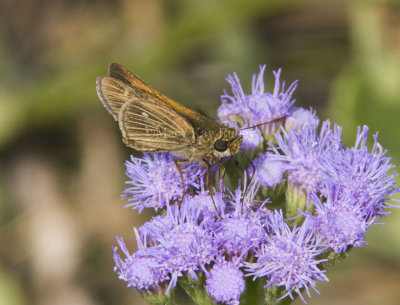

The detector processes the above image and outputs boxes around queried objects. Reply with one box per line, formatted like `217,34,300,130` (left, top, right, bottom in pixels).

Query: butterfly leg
202,159,223,219
239,150,257,203
194,168,208,185
217,160,226,194
174,160,186,205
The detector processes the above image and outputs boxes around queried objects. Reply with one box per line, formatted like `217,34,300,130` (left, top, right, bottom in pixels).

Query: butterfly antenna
174,160,186,205
238,117,282,131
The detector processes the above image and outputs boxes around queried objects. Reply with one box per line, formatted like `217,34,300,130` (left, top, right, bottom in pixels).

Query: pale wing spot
141,112,149,117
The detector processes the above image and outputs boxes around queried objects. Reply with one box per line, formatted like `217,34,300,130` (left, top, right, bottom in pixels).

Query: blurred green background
0,1,399,305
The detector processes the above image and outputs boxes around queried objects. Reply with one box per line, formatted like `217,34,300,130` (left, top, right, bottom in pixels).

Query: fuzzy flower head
212,208,266,257
218,65,297,139
123,153,202,212
205,258,245,305
307,184,373,253
138,201,217,292
252,153,286,188
211,177,268,257
184,183,226,221
113,234,169,292
238,125,264,151
245,210,328,303
326,126,398,218
227,172,268,211
285,107,319,131
269,120,342,194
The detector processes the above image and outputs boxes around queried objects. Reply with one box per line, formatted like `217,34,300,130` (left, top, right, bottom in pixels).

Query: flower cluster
112,66,398,305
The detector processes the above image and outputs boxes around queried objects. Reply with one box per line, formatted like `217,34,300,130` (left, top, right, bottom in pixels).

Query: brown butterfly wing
107,63,171,102
96,63,175,120
105,63,213,129
118,99,195,153
96,76,135,120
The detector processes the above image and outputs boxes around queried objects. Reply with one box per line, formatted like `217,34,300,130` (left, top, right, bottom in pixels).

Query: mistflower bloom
113,234,169,292
209,177,268,257
285,107,319,131
269,120,342,194
212,210,266,256
139,201,217,292
307,185,372,253
212,179,268,257
252,153,286,188
226,172,266,211
185,185,226,220
123,153,203,212
245,211,328,303
326,126,398,218
218,65,297,139
205,258,245,305
238,125,264,151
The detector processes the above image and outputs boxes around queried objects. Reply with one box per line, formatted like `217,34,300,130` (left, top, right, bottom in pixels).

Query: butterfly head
211,127,243,160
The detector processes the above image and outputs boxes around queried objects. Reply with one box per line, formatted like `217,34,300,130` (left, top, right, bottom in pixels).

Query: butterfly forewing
118,99,195,152
106,63,213,128
108,63,158,96
97,63,165,120
96,76,137,120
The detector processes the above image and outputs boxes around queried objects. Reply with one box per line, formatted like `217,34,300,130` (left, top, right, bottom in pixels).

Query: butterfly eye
214,139,228,152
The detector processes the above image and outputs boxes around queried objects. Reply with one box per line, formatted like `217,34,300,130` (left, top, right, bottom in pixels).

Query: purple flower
123,153,203,212
212,209,266,256
245,210,328,304
198,176,268,258
218,65,297,139
307,184,372,253
205,257,245,305
252,153,286,188
285,107,319,131
138,201,217,293
226,172,267,211
185,184,226,221
296,125,399,254
113,233,169,292
238,125,264,151
269,120,343,194
325,126,399,218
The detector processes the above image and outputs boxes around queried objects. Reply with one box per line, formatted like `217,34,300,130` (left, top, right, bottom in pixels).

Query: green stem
143,290,176,305
319,249,349,271
178,274,217,305
240,277,265,305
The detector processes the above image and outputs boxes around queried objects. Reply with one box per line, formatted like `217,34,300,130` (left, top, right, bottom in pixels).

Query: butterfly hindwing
118,99,196,152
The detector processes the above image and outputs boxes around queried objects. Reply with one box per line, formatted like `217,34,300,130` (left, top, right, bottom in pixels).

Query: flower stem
178,274,217,305
143,291,176,305
240,277,265,305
